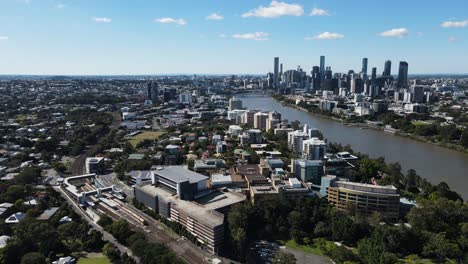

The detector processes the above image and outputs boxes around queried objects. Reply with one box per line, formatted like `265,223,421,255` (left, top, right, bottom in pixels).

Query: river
239,94,468,199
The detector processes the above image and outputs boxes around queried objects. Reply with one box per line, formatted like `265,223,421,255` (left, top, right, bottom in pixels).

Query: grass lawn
282,239,326,256
411,120,433,126
129,131,165,147
77,255,111,264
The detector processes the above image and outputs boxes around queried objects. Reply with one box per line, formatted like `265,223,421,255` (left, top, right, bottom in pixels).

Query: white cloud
242,1,304,18
154,17,187,26
379,28,409,38
93,17,112,23
306,32,344,40
448,37,457,42
441,20,468,28
206,13,224,20
0,36,8,41
310,7,330,16
232,32,269,41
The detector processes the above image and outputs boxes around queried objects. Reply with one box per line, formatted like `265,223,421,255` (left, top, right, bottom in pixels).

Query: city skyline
1,0,467,75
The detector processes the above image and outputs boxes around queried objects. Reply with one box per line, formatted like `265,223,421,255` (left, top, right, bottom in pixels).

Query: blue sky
0,0,467,75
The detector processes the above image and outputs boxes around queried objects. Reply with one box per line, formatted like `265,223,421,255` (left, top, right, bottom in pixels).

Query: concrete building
322,178,400,221
134,181,245,254
150,166,207,201
228,97,243,111
291,159,324,185
85,157,105,175
193,159,225,174
241,110,256,127
228,125,243,136
179,93,193,104
253,112,269,130
287,130,308,154
302,138,327,160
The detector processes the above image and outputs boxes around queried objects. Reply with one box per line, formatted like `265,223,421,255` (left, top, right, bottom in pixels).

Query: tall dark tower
371,67,378,96
147,82,152,100
147,82,158,103
371,67,377,84
311,66,320,91
280,63,283,82
362,58,368,76
320,56,325,80
383,60,392,77
274,57,279,89
397,61,408,87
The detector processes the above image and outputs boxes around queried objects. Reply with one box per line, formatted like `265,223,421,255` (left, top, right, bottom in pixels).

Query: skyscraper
147,82,158,103
383,60,392,77
311,66,320,91
280,63,283,82
325,66,332,80
320,56,325,80
274,57,279,89
362,58,368,76
371,67,379,97
397,61,409,87
371,67,377,85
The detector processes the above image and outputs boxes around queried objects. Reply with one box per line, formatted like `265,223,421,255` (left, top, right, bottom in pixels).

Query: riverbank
274,97,468,154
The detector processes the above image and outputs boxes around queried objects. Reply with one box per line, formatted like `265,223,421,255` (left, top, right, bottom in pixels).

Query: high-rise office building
362,58,368,76
320,56,325,80
411,85,425,103
311,66,321,90
397,61,409,87
325,66,332,80
371,67,379,97
280,63,283,82
371,67,377,85
147,82,158,103
274,57,279,89
383,60,392,76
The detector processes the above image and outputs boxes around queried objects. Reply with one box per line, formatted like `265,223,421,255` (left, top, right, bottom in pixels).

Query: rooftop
154,166,208,184
136,184,227,227
36,207,59,221
335,181,399,195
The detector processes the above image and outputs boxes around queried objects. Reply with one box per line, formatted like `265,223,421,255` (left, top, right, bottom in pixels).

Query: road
282,247,332,264
71,112,122,175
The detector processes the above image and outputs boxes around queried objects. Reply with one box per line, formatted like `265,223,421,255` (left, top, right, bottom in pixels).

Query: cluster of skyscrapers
267,56,410,97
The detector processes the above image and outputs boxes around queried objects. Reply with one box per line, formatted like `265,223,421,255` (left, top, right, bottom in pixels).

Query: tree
15,167,42,185
290,120,301,130
358,158,380,183
103,243,121,262
358,236,398,264
20,252,46,264
329,246,358,264
273,251,296,264
408,197,465,239
422,232,462,260
97,214,113,227
52,162,67,174
83,230,105,252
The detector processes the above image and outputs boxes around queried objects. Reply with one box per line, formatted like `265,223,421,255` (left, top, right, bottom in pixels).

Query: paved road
282,247,332,264
71,112,121,175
